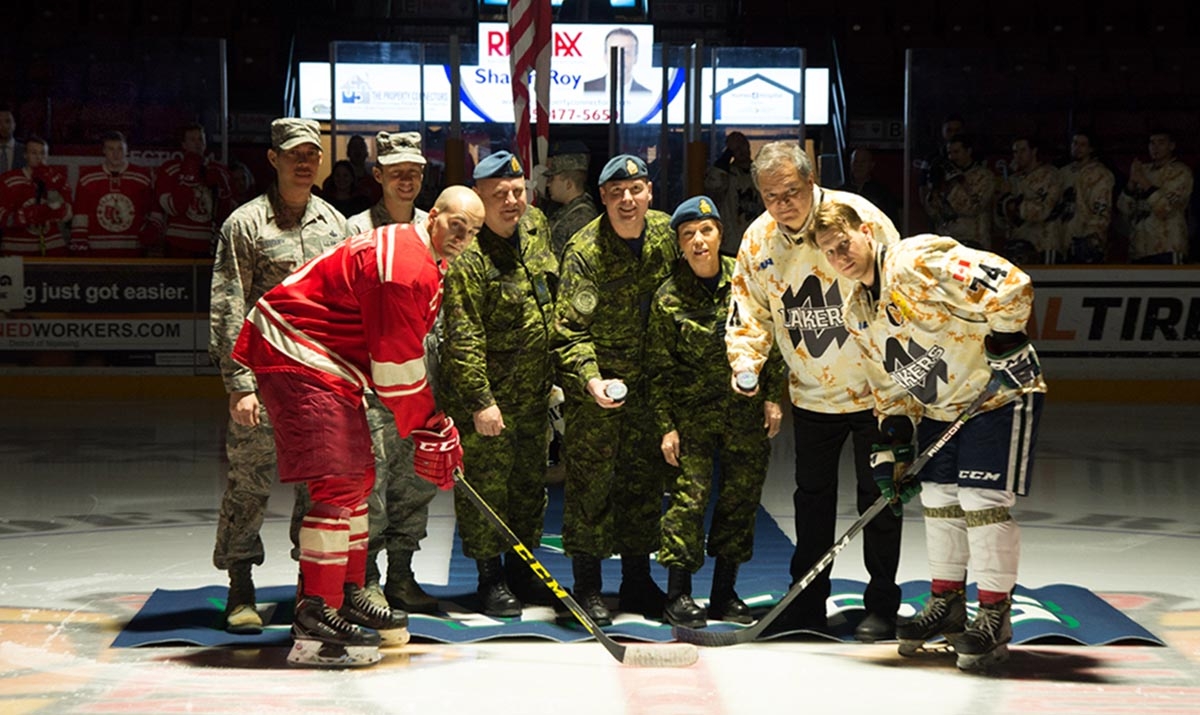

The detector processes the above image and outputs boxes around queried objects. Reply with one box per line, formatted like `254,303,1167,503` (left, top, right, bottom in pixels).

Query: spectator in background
157,123,235,258
70,131,162,257
837,147,900,227
0,105,24,174
228,160,257,207
1117,130,1194,264
323,159,373,219
544,141,599,258
346,134,382,203
0,136,72,256
704,131,764,257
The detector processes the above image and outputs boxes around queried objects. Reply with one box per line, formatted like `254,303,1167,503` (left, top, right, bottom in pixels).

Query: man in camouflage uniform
1117,130,1194,264
646,195,785,629
921,134,997,250
544,142,599,258
552,154,679,625
344,131,439,614
997,135,1063,264
1059,130,1115,264
438,150,557,616
209,118,348,633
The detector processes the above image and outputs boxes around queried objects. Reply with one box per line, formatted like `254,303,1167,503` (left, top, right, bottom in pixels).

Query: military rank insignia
699,198,712,215
510,156,521,173
625,158,638,176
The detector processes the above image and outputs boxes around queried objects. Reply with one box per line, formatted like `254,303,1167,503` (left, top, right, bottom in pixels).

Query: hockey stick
673,374,1005,647
453,468,698,667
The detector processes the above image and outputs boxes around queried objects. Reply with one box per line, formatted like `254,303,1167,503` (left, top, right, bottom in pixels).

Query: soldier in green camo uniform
552,154,680,626
439,151,559,616
209,118,348,633
344,131,439,615
647,195,786,629
544,142,599,259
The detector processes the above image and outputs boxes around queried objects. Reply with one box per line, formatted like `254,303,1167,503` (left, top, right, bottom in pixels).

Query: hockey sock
932,578,966,596
298,502,351,609
978,589,1010,605
346,501,370,589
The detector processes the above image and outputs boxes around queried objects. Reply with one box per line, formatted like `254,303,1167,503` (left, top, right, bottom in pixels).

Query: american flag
507,0,552,175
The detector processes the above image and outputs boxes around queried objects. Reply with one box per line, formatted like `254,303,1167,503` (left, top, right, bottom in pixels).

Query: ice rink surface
2,397,1199,714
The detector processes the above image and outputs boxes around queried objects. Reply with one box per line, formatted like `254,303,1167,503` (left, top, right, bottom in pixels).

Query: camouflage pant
659,403,771,572
561,390,668,558
212,402,307,570
365,394,437,556
453,404,550,559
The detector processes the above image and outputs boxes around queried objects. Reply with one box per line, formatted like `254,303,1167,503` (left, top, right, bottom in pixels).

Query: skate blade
956,643,1009,672
897,638,957,657
378,627,410,647
287,639,381,668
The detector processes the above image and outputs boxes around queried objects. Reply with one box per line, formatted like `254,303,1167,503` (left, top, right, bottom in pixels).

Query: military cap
271,118,322,151
598,154,648,186
546,152,589,176
670,195,722,231
376,131,426,166
474,150,524,180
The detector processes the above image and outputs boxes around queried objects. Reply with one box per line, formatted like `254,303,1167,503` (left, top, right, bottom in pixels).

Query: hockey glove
17,204,52,227
985,331,1041,390
412,412,462,491
870,415,919,516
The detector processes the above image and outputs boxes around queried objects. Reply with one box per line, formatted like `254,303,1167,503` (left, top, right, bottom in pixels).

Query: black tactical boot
384,550,439,614
571,555,612,626
505,551,558,606
617,554,666,618
707,558,752,624
663,566,707,629
477,556,522,617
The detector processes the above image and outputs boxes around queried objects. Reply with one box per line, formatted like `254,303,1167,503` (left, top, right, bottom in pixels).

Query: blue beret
670,195,722,231
474,150,524,180
598,154,648,186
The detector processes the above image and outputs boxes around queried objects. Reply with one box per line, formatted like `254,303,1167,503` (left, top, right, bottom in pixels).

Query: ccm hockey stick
453,468,699,667
673,374,1005,647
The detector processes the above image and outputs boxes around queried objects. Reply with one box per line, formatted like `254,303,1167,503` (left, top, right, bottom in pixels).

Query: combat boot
571,555,612,626
225,562,262,634
896,588,968,656
384,550,439,614
707,558,752,624
477,556,523,617
362,550,388,609
505,551,558,606
618,554,666,619
663,566,707,629
955,597,1013,671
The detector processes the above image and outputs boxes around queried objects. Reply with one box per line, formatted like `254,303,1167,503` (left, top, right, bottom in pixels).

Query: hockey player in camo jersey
996,135,1063,264
725,141,904,642
439,151,559,617
812,200,1047,672
646,195,786,629
552,154,679,626
209,118,348,635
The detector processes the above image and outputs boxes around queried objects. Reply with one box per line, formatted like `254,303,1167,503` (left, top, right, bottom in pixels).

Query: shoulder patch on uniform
572,282,599,316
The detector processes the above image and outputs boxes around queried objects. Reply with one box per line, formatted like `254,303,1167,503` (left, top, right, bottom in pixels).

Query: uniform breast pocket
677,315,719,357
257,242,302,284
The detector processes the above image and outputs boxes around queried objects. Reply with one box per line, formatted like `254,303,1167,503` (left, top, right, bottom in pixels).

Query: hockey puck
605,382,628,401
735,372,759,391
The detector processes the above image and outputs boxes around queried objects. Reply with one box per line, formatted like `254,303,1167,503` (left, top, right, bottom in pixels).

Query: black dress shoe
854,611,897,643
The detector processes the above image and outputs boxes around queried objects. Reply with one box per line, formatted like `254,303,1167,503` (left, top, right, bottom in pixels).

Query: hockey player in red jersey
232,185,485,667
155,123,234,257
0,136,72,256
70,131,163,257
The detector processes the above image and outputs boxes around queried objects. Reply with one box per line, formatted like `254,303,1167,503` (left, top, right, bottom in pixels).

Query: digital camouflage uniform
209,185,348,570
647,256,786,572
552,209,680,558
440,206,557,558
346,204,439,567
548,192,599,259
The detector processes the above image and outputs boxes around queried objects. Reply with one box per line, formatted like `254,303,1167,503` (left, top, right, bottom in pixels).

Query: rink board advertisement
0,259,214,374
299,23,829,126
1024,267,1200,380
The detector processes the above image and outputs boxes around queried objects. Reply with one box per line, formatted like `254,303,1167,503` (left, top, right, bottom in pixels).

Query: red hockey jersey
71,164,162,257
156,155,234,257
232,223,445,437
0,166,73,256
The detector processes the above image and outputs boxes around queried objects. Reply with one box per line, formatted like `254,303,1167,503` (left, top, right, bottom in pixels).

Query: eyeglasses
760,184,805,207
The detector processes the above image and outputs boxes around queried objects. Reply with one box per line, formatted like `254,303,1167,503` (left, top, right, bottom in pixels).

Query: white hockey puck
605,382,628,401
735,372,759,391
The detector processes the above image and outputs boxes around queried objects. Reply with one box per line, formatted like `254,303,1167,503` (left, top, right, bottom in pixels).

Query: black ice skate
288,595,382,668
954,598,1013,672
339,583,410,646
896,589,967,657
